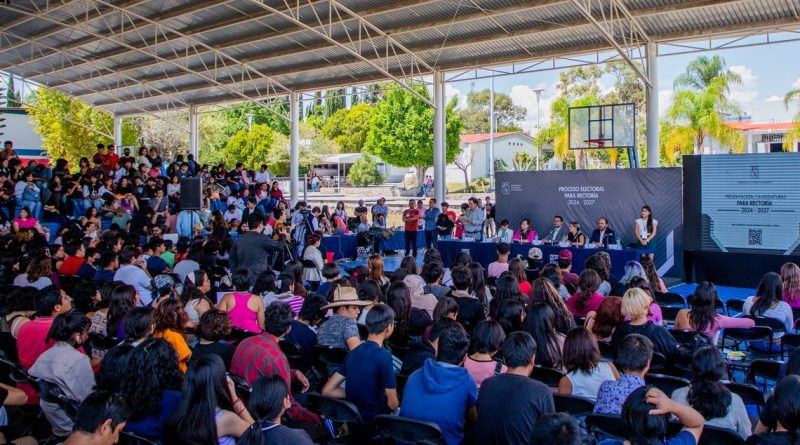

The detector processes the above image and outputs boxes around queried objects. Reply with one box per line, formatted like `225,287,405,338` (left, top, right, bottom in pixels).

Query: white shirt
224,208,243,223
635,218,658,239
254,170,270,184
114,264,152,305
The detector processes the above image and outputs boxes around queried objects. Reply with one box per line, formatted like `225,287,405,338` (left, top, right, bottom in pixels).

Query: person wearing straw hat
317,286,371,351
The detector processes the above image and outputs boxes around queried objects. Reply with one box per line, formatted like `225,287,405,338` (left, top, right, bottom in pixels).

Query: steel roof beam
0,0,227,71
43,0,447,89
83,0,728,105
0,1,291,120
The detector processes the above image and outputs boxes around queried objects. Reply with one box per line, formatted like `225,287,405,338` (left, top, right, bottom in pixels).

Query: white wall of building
447,133,534,183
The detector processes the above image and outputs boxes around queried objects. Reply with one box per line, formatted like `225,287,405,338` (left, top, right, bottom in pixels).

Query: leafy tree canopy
270,122,339,176
321,103,373,152
458,89,526,133
348,154,385,186
222,124,276,171
365,85,462,185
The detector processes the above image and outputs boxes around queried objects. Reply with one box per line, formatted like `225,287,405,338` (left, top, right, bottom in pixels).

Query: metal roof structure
1,0,799,118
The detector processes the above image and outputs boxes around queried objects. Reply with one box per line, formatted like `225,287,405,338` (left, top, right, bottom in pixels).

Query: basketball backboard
568,103,636,150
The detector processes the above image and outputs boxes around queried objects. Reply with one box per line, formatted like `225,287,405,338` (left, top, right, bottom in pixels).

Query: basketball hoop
583,139,607,149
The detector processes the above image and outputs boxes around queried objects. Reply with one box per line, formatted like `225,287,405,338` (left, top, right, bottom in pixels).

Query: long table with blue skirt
437,240,652,277
321,231,427,260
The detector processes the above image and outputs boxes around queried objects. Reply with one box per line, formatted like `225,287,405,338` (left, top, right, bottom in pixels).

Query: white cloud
508,83,554,133
728,65,759,105
658,90,673,115
793,77,800,89
445,84,462,108
765,96,783,102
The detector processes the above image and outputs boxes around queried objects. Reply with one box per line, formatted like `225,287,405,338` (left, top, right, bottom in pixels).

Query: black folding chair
699,424,745,445
386,339,411,361
669,329,700,345
726,299,745,316
279,338,307,371
314,345,349,376
224,328,257,346
306,393,363,441
531,365,565,388
228,374,252,402
586,414,626,440
553,394,595,418
374,414,445,445
725,382,765,414
722,326,775,363
659,306,682,325
783,333,800,351
645,373,690,396
792,307,800,331
752,316,787,357
36,378,79,421
574,317,586,327
649,352,668,372
655,292,686,308
119,431,159,445
746,359,783,392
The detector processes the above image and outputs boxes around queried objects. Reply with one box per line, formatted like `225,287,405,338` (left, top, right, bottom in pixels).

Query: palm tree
665,76,744,156
674,55,741,92
785,88,800,151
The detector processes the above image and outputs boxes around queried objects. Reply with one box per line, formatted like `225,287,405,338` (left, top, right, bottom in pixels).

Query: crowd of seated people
3,143,800,445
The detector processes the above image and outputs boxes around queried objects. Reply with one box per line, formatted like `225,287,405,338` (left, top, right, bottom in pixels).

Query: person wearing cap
316,286,370,351
371,198,388,225
436,202,456,241
322,304,399,423
461,197,486,241
513,218,536,243
557,249,580,289
543,215,568,244
526,247,544,281
151,274,177,307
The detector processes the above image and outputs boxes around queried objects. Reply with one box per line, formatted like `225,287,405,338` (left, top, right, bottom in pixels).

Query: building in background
446,132,537,184
0,107,48,166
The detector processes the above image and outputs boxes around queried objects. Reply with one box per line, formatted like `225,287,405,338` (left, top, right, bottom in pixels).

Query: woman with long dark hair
634,205,657,251
585,254,612,296
236,375,314,445
671,346,751,438
525,303,564,369
495,299,525,335
95,342,135,394
166,354,253,445
639,255,666,293
675,281,754,342
566,269,604,318
744,272,794,344
468,261,491,316
182,269,214,326
121,338,184,442
749,376,800,444
558,327,618,401
105,284,138,339
464,320,506,388
529,277,575,335
508,258,531,298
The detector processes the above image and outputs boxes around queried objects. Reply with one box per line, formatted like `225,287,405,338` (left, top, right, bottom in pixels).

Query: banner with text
495,169,683,277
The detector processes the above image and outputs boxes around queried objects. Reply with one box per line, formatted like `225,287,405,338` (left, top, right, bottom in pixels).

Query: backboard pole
646,42,660,167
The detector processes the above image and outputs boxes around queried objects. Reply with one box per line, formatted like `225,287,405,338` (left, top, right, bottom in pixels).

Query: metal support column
645,42,659,168
188,105,199,159
290,92,300,205
433,71,446,204
113,116,122,149
489,77,495,191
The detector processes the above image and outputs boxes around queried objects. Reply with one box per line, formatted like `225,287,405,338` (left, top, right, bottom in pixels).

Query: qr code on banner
748,229,763,246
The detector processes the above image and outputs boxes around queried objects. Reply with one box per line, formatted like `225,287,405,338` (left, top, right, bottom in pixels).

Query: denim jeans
19,200,41,218
71,199,87,218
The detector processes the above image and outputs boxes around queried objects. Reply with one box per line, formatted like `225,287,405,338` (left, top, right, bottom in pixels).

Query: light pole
245,113,255,131
532,88,544,170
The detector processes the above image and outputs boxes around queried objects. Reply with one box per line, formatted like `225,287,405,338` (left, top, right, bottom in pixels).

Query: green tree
324,89,346,117
557,66,603,100
220,99,290,137
602,61,647,167
365,85,462,187
458,89,526,133
198,112,229,166
269,123,339,176
674,55,741,92
221,124,276,171
321,103,373,152
26,88,138,168
663,76,743,157
784,87,800,151
5,75,21,107
348,154,385,186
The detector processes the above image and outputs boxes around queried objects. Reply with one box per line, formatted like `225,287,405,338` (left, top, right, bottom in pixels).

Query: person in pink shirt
487,243,511,278
512,218,536,243
17,286,73,370
781,262,800,309
674,281,755,343
566,269,605,318
463,320,507,388
217,269,265,333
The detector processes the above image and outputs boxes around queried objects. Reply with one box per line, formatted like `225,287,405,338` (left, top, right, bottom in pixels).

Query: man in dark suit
542,215,568,244
589,217,617,247
229,213,282,281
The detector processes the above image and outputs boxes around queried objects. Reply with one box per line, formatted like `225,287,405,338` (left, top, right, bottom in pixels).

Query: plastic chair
649,352,668,371
655,292,686,308
279,339,307,371
314,345,349,376
746,359,782,392
699,424,745,445
725,382,765,414
722,326,774,356
36,378,79,421
306,393,363,440
224,328,257,346
669,329,700,345
645,373,690,396
374,414,445,445
659,305,682,325
530,365,565,388
553,394,595,418
782,333,800,351
726,299,745,316
228,374,252,402
586,414,626,440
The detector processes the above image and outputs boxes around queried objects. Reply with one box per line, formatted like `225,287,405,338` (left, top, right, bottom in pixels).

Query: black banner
495,169,683,278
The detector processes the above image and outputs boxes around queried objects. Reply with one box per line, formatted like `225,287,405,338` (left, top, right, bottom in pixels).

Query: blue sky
443,37,800,133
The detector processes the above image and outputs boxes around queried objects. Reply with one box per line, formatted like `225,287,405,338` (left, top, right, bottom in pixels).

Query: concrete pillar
747,133,754,153
645,42,659,168
489,76,495,190
188,105,199,159
433,71,446,204
290,92,300,205
113,116,122,149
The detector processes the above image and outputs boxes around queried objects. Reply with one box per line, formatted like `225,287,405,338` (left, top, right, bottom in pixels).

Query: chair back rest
586,414,626,440
724,382,765,410
752,316,786,334
644,373,690,396
306,393,363,424
655,292,686,307
36,378,79,420
553,394,596,418
374,414,445,445
726,299,745,316
119,430,159,445
531,365,565,388
699,424,745,445
649,352,668,371
723,326,773,344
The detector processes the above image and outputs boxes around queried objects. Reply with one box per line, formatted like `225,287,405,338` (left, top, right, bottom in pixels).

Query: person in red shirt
58,242,86,276
402,199,420,257
103,146,119,176
230,302,318,426
91,144,107,170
